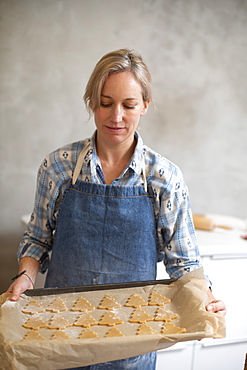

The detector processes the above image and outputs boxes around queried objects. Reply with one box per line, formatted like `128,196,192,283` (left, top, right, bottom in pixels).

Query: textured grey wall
1,0,247,292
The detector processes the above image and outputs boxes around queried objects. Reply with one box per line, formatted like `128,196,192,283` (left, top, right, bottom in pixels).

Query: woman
7,49,226,369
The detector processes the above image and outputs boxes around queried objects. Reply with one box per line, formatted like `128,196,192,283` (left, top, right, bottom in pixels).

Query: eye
100,102,111,108
124,104,135,110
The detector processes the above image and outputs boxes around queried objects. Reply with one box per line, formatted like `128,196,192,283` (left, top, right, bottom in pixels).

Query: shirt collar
88,130,144,175
128,131,144,175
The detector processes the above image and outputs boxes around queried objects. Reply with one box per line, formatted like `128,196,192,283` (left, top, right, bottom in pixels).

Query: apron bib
45,144,158,369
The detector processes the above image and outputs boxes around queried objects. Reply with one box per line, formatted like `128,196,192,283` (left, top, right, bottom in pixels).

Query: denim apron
45,144,158,369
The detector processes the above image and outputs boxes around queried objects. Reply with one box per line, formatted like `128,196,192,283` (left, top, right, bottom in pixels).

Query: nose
110,105,123,123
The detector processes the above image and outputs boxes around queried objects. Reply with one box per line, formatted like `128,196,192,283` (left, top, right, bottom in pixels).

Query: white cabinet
156,342,194,370
195,254,247,370
201,255,247,340
193,338,247,370
157,339,247,370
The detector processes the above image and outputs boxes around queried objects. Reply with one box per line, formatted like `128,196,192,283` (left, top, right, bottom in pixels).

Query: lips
105,126,125,133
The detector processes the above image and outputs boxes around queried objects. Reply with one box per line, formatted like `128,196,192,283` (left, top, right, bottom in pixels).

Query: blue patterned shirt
18,131,202,280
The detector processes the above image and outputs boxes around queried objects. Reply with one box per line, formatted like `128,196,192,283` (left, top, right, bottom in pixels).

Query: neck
95,134,136,166
95,132,137,184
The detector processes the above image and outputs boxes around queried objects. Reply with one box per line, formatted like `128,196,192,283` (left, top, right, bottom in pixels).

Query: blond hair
84,48,152,114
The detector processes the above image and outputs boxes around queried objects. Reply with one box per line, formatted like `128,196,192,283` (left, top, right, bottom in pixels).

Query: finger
206,300,226,315
10,286,22,301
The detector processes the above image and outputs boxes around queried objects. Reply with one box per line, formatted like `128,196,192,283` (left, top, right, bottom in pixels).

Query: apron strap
72,142,148,192
141,153,147,192
72,142,91,185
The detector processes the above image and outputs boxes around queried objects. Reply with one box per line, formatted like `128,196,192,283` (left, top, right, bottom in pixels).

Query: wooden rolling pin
192,214,233,231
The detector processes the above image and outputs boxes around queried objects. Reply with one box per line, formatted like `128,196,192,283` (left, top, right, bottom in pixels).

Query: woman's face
94,71,149,149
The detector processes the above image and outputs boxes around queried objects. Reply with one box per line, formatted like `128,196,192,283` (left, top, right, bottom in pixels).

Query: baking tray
24,278,174,296
0,268,226,370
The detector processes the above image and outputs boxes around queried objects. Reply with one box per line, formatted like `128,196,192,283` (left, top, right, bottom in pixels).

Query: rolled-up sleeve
17,139,90,273
17,159,57,273
155,165,202,281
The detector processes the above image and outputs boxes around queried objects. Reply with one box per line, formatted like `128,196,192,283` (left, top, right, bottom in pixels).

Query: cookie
46,297,68,312
125,294,148,308
71,297,95,311
99,311,123,326
22,316,47,330
98,295,121,310
161,322,186,334
79,328,99,339
48,315,72,329
22,300,45,315
22,330,45,340
51,330,71,339
105,327,124,337
154,307,179,322
74,312,98,327
148,291,171,306
137,323,159,335
129,308,153,323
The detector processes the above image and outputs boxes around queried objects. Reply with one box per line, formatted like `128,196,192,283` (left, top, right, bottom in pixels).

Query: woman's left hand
206,289,226,315
206,299,226,315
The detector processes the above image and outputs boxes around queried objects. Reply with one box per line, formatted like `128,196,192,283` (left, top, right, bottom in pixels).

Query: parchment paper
0,267,225,370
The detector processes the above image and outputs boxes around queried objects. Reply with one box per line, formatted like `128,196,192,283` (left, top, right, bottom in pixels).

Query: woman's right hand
6,275,34,301
6,257,40,301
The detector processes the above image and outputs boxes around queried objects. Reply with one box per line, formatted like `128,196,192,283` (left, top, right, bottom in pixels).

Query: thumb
206,303,214,312
206,299,218,312
10,293,20,301
10,287,21,301
8,283,24,302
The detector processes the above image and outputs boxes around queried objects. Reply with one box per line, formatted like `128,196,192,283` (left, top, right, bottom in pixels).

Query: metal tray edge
24,278,174,296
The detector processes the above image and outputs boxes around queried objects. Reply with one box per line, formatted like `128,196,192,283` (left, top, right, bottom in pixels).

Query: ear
140,100,150,116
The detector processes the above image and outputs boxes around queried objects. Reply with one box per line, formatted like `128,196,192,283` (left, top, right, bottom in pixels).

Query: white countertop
195,214,247,256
